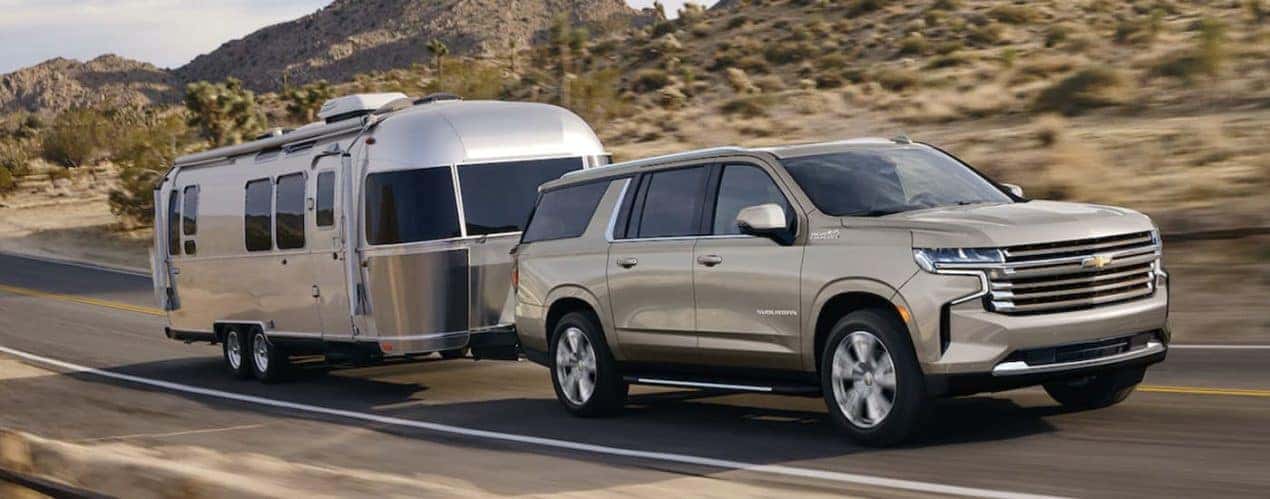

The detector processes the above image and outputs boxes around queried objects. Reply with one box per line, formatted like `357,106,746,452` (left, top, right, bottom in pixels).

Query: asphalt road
1,251,1268,498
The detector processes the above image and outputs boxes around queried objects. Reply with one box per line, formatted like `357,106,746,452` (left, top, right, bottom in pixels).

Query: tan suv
513,139,1169,445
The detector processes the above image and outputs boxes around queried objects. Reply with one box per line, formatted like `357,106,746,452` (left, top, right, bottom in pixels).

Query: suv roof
541,137,912,191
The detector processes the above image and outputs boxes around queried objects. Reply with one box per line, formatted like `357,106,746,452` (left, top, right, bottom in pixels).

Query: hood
844,200,1155,248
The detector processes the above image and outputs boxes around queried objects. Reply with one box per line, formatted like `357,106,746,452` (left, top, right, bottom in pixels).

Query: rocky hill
0,55,179,114
176,0,654,91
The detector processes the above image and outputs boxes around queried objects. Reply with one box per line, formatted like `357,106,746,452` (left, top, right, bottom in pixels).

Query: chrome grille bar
988,231,1159,315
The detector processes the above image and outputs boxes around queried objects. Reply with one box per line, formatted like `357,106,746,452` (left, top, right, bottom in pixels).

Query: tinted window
275,173,306,250
244,179,273,251
712,165,792,235
458,157,583,235
636,167,708,238
782,146,1012,217
316,171,335,228
365,167,460,245
167,191,180,255
522,181,609,243
182,185,199,236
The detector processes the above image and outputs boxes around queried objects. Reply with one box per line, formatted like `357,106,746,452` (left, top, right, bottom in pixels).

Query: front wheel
550,312,626,417
821,309,929,446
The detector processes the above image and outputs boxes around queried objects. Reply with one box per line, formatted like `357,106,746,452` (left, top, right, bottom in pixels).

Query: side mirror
1002,183,1024,198
736,203,791,244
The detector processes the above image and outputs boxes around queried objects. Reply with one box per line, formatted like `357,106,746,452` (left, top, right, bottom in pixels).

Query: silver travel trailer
152,93,608,380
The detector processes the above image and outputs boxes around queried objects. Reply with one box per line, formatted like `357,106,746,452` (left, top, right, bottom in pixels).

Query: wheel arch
543,285,616,358
807,279,916,373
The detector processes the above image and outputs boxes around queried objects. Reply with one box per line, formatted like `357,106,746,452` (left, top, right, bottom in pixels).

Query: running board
623,375,820,395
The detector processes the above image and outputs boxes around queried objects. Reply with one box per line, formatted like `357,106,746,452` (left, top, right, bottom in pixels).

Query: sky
0,0,719,74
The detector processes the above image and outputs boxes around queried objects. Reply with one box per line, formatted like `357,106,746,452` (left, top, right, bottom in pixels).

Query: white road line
0,251,150,278
1169,344,1270,350
0,345,1060,499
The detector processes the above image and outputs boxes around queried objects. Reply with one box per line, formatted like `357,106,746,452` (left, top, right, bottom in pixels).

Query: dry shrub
874,67,920,92
1032,67,1130,115
720,95,774,118
725,67,758,94
1033,114,1068,147
1039,137,1116,201
987,5,1038,24
631,69,671,92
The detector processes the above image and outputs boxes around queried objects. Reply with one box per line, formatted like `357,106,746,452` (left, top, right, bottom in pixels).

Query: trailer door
309,159,352,340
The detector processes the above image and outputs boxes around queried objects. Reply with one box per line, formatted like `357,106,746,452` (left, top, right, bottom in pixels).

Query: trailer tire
550,311,626,417
222,327,252,380
250,330,290,383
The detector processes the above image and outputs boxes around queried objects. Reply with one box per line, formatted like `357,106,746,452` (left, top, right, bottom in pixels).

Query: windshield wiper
847,209,904,217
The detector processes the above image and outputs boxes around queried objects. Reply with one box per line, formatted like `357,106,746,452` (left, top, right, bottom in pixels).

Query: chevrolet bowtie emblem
1082,254,1114,269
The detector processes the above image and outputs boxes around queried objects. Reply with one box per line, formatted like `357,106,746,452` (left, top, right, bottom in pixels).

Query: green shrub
720,95,774,117
763,41,817,65
874,67,920,91
631,69,671,92
0,142,32,176
282,80,335,123
1032,68,1129,115
108,113,189,226
185,78,266,147
0,166,14,195
987,5,1037,24
898,35,928,55
40,108,108,169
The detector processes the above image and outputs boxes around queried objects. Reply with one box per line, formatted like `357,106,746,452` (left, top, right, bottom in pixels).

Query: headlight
912,247,1004,272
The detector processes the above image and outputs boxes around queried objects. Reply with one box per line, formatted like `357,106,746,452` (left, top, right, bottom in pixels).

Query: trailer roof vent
319,93,409,123
415,92,461,105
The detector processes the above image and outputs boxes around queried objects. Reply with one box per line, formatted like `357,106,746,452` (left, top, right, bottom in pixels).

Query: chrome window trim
604,179,633,242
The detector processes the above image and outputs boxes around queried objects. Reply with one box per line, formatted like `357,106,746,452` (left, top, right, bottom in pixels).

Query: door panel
607,239,698,363
694,163,804,369
309,165,352,340
694,237,803,368
271,172,324,334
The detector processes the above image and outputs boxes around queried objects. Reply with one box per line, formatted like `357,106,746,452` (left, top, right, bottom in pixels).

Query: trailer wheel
222,327,252,379
250,330,290,383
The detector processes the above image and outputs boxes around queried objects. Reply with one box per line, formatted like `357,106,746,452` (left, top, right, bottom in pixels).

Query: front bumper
927,330,1167,397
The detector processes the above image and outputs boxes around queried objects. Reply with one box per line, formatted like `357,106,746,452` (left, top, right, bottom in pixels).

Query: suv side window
522,181,609,243
711,164,794,235
633,166,709,238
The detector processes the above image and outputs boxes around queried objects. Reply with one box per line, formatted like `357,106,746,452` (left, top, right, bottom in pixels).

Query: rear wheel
222,327,251,379
550,312,626,417
1044,368,1141,409
250,330,290,383
821,309,929,446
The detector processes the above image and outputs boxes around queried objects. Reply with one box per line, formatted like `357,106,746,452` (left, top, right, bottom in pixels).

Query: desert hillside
0,55,179,114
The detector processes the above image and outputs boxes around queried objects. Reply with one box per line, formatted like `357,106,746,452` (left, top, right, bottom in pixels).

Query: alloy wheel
555,327,597,406
831,331,897,428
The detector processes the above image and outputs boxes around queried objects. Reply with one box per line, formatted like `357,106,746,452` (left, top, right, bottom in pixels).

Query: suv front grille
989,231,1160,315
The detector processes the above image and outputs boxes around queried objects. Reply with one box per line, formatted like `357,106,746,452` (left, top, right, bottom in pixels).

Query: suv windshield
781,146,1012,216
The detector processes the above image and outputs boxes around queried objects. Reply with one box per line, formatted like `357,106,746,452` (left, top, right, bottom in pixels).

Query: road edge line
0,251,150,278
0,345,1061,499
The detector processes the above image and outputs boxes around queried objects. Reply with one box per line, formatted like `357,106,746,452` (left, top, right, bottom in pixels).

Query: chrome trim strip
991,283,1154,312
634,378,774,392
990,265,1152,290
991,275,1153,300
992,340,1165,376
938,246,1160,271
375,331,470,342
1003,235,1153,258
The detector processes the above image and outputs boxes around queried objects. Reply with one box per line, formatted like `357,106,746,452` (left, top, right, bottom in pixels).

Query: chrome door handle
697,254,723,267
616,257,638,268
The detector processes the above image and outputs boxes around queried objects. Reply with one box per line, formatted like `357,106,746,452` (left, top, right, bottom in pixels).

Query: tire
1044,369,1141,410
550,311,627,417
249,330,290,383
222,327,252,379
820,309,929,446
439,347,469,360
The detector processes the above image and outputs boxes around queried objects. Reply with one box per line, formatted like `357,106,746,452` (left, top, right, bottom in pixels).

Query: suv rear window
365,167,461,245
458,157,582,236
522,181,609,243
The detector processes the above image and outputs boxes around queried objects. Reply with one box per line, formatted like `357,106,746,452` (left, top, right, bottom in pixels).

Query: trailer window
182,186,199,236
316,171,335,228
365,167,461,245
167,191,180,255
275,173,306,250
522,181,608,243
244,179,273,251
458,157,583,235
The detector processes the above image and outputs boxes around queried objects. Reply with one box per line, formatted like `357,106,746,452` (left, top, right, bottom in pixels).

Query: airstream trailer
152,93,608,381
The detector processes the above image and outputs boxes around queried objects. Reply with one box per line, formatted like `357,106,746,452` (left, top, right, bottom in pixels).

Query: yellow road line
0,282,163,316
1139,385,1270,398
